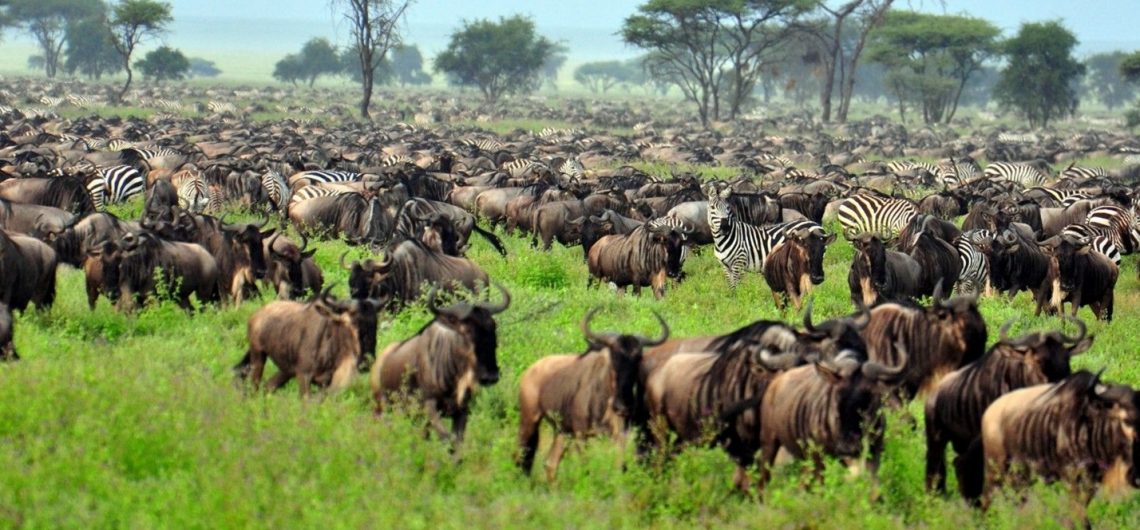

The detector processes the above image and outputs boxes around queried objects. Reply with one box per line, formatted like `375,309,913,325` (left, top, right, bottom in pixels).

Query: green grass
3,202,1140,528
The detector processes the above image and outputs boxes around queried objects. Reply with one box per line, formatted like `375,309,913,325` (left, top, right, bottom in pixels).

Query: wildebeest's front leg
423,400,453,442
544,433,567,482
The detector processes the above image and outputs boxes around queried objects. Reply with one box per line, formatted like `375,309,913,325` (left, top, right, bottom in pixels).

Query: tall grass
2,211,1140,527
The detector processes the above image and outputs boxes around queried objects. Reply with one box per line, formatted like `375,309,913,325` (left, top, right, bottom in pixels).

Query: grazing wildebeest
0,303,15,361
0,229,58,311
925,318,1091,501
344,238,490,309
643,305,871,491
988,227,1051,298
395,197,507,256
289,192,391,244
43,212,138,267
586,223,689,299
263,233,322,300
1036,234,1118,321
758,346,908,491
860,294,988,401
0,198,74,237
234,288,375,397
531,199,586,251
763,224,835,310
142,179,178,224
102,232,220,310
848,234,922,306
981,371,1140,506
516,308,668,481
371,284,510,445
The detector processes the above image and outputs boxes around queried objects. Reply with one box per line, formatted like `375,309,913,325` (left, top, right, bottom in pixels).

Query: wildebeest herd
5,81,1140,513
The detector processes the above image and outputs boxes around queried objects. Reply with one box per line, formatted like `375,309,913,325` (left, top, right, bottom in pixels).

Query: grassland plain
0,192,1138,529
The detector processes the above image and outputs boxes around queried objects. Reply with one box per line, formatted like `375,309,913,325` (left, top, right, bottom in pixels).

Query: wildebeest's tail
232,350,252,377
473,224,508,256
517,423,540,475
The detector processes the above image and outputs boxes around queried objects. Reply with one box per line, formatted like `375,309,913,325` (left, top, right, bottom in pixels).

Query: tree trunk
117,62,133,105
361,67,373,119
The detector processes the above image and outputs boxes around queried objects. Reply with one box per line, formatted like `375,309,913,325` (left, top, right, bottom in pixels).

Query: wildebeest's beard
609,338,642,416
663,234,685,279
470,313,500,385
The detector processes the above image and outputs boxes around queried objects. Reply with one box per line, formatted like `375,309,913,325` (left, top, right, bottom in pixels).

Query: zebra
206,101,238,114
290,186,344,205
983,161,1051,187
66,94,94,108
955,232,992,296
502,159,542,178
557,158,585,178
38,96,65,107
87,165,146,210
1024,187,1091,207
153,99,184,112
261,170,291,213
291,170,362,187
104,139,135,152
996,132,1039,145
706,183,826,289
1058,164,1109,181
379,154,415,167
1085,205,1140,254
171,171,210,213
836,193,918,240
1057,224,1122,265
122,146,182,160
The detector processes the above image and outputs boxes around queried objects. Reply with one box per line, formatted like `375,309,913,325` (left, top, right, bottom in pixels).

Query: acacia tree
8,0,103,78
389,44,431,86
1085,52,1137,110
867,11,999,124
64,15,122,80
134,45,189,83
107,0,173,103
574,61,633,93
994,21,1086,128
1119,51,1140,83
720,0,812,119
332,0,411,119
434,15,557,103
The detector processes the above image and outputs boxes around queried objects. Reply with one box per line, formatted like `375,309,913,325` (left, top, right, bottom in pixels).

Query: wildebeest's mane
46,176,96,215
708,320,788,357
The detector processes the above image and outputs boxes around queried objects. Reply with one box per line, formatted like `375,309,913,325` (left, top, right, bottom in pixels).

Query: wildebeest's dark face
815,362,882,456
856,236,888,289
653,230,687,280
577,217,614,256
1051,238,1088,293
462,309,501,385
607,337,644,417
801,229,835,284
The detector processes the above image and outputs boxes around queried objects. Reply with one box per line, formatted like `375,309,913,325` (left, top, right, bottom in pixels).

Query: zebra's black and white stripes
707,184,824,289
261,171,291,213
87,165,146,210
836,194,918,240
983,161,1051,187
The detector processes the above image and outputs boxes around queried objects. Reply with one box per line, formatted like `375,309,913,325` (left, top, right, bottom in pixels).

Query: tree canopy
1121,51,1140,84
1084,52,1137,110
63,15,122,80
389,44,432,86
134,45,189,83
434,15,557,102
574,61,635,93
994,20,1086,128
108,0,173,102
188,57,222,78
7,0,104,78
868,10,1000,124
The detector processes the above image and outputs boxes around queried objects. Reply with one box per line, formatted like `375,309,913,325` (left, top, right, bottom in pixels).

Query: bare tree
332,0,412,119
798,0,892,123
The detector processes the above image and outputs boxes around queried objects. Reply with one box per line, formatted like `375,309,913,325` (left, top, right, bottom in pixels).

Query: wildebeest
289,192,391,244
981,370,1140,505
572,209,644,261
43,212,138,267
344,238,490,309
395,197,507,256
899,219,961,301
1036,234,1118,321
371,284,510,445
643,305,871,490
234,287,374,397
263,233,322,300
586,223,689,299
925,318,1091,501
0,229,58,311
102,231,220,310
848,234,922,306
763,224,835,310
758,346,908,491
988,226,1051,298
142,179,178,224
531,199,586,251
860,295,988,401
0,176,95,215
0,303,15,361
0,198,74,237
516,308,668,481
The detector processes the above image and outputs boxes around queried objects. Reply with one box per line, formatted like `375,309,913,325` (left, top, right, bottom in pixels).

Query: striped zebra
502,159,542,178
1058,164,1109,181
87,165,146,210
66,94,95,108
290,186,345,205
1057,225,1122,265
706,184,826,289
154,99,184,112
996,132,1039,145
1024,187,1091,207
955,231,991,296
104,139,135,151
558,158,585,178
886,160,958,185
261,170,291,213
380,154,415,167
1085,205,1140,254
291,170,362,188
170,171,210,213
983,161,1051,187
39,96,65,107
836,194,918,240
939,158,981,184
123,146,182,160
206,101,238,114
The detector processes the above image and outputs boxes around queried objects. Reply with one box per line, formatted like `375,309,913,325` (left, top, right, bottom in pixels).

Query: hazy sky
164,0,1139,58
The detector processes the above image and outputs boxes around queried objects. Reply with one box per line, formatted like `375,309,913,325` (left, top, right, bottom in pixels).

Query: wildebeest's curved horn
1059,315,1087,346
252,212,269,229
587,215,604,223
266,232,284,257
998,318,1016,343
426,286,442,315
317,284,335,306
758,348,801,371
802,299,817,332
580,307,608,345
931,279,945,303
863,341,908,383
297,232,309,253
338,250,354,270
638,311,670,347
479,282,510,314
